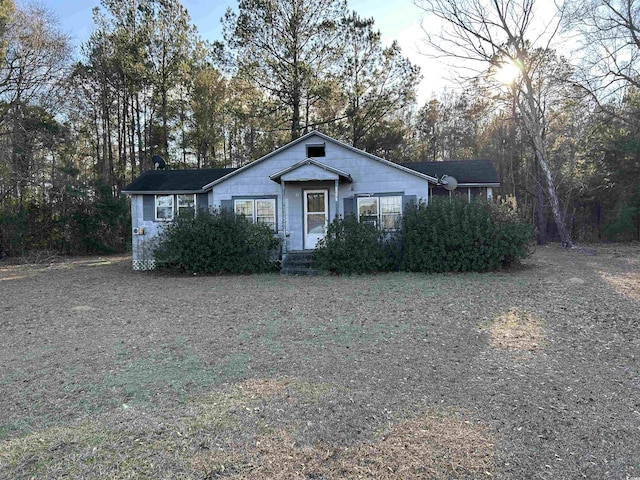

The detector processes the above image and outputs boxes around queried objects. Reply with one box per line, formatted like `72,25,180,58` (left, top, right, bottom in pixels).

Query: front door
304,189,329,249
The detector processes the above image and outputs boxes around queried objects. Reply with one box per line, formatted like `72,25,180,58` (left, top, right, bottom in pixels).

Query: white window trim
155,194,197,221
155,194,174,221
356,195,403,230
234,198,277,230
177,194,196,216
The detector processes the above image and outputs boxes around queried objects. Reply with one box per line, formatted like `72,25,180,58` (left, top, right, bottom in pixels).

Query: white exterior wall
130,194,166,270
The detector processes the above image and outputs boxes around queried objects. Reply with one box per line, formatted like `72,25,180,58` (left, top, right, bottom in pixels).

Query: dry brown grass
193,411,495,479
3,246,640,479
600,271,640,301
238,378,293,399
487,308,545,352
0,274,27,282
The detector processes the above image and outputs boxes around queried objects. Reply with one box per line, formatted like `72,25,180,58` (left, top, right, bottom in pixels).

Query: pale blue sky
40,0,445,102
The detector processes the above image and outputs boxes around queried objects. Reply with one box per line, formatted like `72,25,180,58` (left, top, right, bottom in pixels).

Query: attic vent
306,144,325,158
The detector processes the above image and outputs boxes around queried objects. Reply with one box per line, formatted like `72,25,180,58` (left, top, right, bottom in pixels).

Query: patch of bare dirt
600,271,640,301
487,308,545,352
208,412,494,479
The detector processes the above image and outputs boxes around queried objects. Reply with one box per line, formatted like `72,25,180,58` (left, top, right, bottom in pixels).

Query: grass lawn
0,244,639,479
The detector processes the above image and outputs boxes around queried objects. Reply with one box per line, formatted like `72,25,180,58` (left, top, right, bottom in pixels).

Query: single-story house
122,131,499,270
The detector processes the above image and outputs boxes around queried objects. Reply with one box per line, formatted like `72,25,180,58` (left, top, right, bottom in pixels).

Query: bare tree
565,0,640,127
0,2,71,202
415,0,574,247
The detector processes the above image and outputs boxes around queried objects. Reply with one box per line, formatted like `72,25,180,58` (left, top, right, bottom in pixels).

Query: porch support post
281,181,287,256
334,178,339,220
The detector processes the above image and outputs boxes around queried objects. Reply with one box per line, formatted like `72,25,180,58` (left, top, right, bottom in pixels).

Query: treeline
0,0,638,256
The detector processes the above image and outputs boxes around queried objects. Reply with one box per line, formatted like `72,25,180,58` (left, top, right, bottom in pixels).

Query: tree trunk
520,76,574,248
135,93,143,175
291,89,301,140
129,93,136,178
535,163,547,245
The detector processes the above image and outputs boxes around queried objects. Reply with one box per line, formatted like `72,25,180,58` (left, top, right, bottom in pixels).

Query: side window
357,195,402,230
380,196,402,229
234,198,277,230
256,199,276,230
177,194,195,216
357,197,379,227
234,199,254,219
155,195,174,221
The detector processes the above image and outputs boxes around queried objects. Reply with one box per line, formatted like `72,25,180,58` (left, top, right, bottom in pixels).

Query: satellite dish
152,155,166,170
440,175,458,191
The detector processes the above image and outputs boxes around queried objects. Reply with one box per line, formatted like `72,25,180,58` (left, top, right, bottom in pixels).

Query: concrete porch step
280,251,321,275
280,266,321,276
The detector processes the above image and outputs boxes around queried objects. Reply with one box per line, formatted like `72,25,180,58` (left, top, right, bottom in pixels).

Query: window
357,195,402,229
177,194,195,216
234,198,276,230
155,195,174,221
380,196,402,229
306,144,325,157
155,194,197,221
358,197,378,226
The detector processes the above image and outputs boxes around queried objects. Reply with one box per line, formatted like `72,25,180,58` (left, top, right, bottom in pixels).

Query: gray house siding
283,181,338,251
210,134,430,251
131,194,165,270
124,131,499,269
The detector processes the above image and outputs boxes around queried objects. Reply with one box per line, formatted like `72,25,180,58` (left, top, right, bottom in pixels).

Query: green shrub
401,197,534,273
153,209,279,274
313,215,398,274
604,188,640,241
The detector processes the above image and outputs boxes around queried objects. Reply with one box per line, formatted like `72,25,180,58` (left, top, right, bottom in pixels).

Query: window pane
177,194,195,208
380,196,401,214
307,213,326,234
358,197,378,226
256,199,276,229
358,198,378,216
235,200,254,221
256,199,274,216
177,194,195,216
157,195,172,207
380,196,402,230
381,213,401,230
157,207,172,219
307,192,325,213
156,195,173,220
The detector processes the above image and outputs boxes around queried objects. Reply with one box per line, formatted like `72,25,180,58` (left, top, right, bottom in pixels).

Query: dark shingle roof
401,160,499,184
122,168,236,193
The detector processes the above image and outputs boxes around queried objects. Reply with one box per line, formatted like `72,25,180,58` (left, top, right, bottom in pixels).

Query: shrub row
312,215,401,274
314,197,534,274
153,209,279,274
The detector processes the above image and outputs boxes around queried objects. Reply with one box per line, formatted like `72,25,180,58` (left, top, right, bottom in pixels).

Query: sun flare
494,61,521,84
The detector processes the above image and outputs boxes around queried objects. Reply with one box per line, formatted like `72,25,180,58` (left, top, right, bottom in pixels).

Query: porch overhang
269,158,352,184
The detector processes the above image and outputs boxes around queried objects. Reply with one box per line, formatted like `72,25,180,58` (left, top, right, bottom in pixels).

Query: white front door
304,189,329,249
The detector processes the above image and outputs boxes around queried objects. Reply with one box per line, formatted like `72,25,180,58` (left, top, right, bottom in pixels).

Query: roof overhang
122,189,206,195
438,183,501,188
269,158,353,184
458,183,500,188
